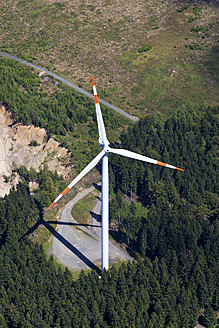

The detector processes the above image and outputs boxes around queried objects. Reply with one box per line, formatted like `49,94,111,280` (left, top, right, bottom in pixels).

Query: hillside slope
0,0,218,117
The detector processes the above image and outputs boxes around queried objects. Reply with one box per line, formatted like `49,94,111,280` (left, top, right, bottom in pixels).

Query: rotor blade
109,147,184,171
47,150,105,210
92,77,108,146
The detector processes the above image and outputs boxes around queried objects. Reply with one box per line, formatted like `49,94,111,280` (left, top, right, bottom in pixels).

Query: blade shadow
45,220,100,228
19,220,40,241
42,220,101,275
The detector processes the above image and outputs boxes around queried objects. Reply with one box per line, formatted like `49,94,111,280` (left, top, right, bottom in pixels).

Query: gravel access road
49,185,132,272
0,52,138,122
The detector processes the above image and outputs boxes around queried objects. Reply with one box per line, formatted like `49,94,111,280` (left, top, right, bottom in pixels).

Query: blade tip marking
61,186,70,196
175,167,184,171
157,161,166,167
92,77,95,86
48,201,55,210
94,94,99,104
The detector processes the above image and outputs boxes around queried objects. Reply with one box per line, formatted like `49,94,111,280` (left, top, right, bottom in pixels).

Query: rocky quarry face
0,106,71,197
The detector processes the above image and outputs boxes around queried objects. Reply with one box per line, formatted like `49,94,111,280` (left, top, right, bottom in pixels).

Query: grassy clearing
31,221,67,272
119,7,219,115
43,240,67,273
109,259,130,270
30,188,77,247
31,223,54,245
70,259,130,281
70,268,93,281
71,191,99,226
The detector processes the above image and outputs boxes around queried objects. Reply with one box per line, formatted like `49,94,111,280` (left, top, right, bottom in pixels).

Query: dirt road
49,185,132,272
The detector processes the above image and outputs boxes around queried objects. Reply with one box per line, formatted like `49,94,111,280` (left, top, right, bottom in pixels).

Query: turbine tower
48,77,184,271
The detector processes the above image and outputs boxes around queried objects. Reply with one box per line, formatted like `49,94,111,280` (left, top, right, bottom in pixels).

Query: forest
0,97,218,326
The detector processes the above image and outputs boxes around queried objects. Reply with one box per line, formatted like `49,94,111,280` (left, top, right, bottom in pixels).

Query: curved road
0,52,138,122
48,185,132,272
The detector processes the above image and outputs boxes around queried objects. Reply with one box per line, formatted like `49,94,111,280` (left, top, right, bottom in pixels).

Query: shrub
190,25,205,34
188,16,197,23
138,44,152,53
193,6,202,16
189,43,202,50
29,140,38,146
176,5,189,13
54,3,65,9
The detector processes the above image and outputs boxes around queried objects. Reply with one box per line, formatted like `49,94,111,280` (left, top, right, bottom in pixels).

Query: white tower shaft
101,152,109,271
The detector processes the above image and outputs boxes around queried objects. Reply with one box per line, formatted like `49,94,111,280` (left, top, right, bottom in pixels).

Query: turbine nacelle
99,137,110,149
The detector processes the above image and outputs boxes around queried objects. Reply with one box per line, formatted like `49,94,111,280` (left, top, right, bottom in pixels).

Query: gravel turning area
49,185,132,272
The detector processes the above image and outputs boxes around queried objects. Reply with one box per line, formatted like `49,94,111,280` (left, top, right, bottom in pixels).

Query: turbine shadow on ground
93,182,101,191
42,220,101,275
90,211,101,223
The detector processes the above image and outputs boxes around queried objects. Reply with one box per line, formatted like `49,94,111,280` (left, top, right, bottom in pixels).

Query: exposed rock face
0,106,71,197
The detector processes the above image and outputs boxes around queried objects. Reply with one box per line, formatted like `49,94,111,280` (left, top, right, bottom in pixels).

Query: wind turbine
48,77,184,271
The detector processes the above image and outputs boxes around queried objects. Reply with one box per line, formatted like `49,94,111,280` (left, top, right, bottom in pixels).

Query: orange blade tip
92,77,95,86
48,201,55,210
175,167,184,171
